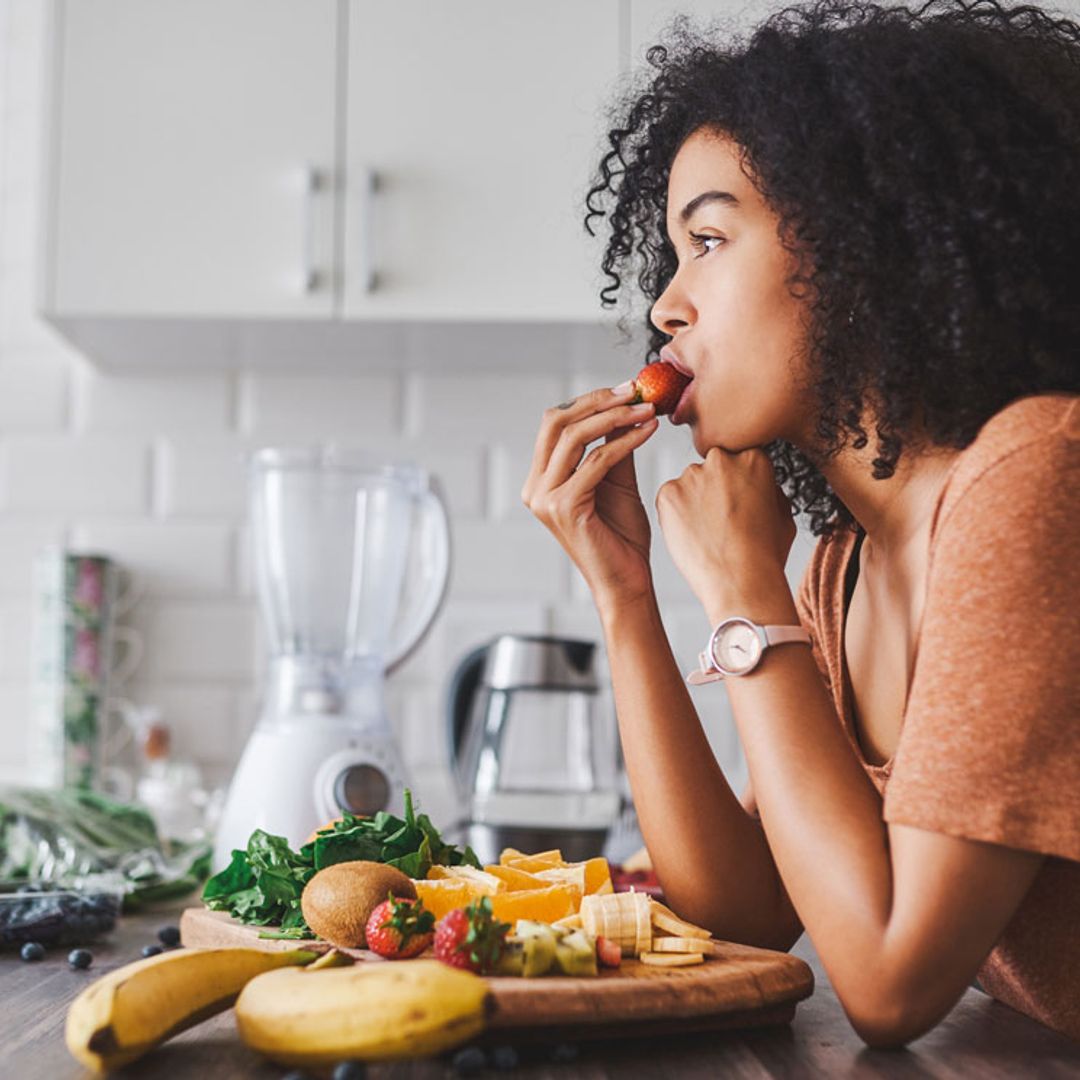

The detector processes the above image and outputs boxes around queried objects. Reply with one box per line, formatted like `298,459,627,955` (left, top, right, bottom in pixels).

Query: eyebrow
678,190,741,223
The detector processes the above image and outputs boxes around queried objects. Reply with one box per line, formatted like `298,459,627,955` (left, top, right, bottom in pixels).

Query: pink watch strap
762,625,812,647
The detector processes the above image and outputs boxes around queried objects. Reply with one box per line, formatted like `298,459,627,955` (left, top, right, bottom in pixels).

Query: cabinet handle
300,164,321,294
358,167,379,293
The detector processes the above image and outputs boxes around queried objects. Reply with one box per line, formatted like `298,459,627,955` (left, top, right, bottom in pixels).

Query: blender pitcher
213,448,450,868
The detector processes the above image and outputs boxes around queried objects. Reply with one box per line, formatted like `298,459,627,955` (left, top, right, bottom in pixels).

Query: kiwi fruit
300,860,417,948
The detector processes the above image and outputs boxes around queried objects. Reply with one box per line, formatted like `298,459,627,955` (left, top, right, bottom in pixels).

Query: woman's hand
521,383,659,610
656,446,798,621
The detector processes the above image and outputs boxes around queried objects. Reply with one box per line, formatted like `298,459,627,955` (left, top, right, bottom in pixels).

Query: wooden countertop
5,903,1079,1078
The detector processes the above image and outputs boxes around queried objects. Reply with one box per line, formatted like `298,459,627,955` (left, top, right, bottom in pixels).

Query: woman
522,0,1079,1048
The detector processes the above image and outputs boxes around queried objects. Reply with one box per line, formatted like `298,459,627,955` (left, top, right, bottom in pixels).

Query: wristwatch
685,617,812,684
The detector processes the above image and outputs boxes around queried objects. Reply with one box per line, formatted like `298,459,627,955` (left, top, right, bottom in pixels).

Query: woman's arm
599,591,803,951
712,584,1043,1048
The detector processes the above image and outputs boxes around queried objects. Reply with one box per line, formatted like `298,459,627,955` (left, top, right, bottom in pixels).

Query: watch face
714,620,762,675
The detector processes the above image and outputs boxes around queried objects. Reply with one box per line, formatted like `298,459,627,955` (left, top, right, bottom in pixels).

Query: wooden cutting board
180,906,814,1040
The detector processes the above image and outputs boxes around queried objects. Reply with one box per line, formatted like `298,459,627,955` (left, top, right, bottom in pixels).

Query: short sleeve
795,536,837,697
884,436,1080,862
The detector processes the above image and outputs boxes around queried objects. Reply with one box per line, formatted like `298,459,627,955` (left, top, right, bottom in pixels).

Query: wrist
596,586,660,632
702,575,797,629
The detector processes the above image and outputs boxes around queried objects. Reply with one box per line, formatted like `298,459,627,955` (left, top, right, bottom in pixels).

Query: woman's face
651,128,814,456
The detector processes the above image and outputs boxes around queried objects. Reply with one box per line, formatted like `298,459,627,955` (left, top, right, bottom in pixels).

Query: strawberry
364,893,435,960
631,361,691,415
433,896,511,974
596,935,622,969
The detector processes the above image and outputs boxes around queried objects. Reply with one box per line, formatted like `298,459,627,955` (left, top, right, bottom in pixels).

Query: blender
213,448,450,869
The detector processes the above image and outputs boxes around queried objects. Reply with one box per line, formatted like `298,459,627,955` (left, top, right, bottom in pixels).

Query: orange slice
535,864,587,892
489,883,581,924
534,857,612,895
412,878,496,921
581,856,613,895
498,847,566,870
426,865,506,892
483,864,549,891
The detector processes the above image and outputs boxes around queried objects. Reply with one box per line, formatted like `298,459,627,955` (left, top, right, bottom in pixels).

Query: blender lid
482,634,599,692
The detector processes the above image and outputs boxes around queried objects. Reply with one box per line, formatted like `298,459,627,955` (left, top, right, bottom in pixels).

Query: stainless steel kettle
445,634,621,865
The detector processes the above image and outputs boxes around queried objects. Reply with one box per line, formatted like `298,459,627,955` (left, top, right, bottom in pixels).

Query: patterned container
30,550,136,790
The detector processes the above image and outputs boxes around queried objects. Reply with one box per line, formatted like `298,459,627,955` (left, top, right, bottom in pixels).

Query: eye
689,232,725,258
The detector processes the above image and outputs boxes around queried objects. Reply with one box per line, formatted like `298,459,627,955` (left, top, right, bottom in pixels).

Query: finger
544,401,655,487
554,417,659,507
527,383,639,484
603,423,645,493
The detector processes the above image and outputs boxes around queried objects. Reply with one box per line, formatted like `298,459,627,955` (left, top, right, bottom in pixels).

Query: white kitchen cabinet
342,1,621,321
43,0,339,318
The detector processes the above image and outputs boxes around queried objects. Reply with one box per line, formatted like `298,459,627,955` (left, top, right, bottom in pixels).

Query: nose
649,269,695,337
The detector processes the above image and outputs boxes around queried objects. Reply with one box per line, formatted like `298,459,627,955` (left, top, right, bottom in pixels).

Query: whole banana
235,958,492,1065
65,946,316,1073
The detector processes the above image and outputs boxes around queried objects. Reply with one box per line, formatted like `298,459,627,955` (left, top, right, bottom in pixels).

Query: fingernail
612,380,634,394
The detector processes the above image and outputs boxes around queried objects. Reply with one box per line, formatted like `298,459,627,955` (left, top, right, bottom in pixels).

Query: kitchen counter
5,902,1079,1078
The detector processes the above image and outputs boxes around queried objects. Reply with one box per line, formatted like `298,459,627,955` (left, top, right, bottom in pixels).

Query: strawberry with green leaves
364,893,435,960
631,361,692,416
433,896,511,974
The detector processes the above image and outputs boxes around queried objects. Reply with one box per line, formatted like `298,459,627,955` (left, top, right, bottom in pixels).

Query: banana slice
640,951,705,967
581,892,651,955
649,899,711,940
648,936,711,954
634,890,652,957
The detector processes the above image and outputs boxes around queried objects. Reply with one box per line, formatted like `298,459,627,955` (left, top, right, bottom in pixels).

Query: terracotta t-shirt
795,393,1080,1040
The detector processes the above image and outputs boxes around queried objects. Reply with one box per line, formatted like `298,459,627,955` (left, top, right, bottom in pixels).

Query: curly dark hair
585,0,1080,537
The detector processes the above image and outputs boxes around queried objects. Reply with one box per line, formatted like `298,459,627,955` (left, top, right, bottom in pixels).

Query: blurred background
0,0,816,855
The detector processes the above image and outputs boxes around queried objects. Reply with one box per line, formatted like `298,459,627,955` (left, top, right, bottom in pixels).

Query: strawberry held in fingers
364,893,435,959
630,361,692,416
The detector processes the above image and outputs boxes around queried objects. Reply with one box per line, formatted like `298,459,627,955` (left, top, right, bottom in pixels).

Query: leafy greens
202,789,478,936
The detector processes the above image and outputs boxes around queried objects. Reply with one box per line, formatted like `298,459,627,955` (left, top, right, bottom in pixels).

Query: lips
659,347,694,380
659,348,695,424
671,379,694,425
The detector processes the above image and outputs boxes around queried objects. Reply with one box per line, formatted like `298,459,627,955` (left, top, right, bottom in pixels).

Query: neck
815,437,960,564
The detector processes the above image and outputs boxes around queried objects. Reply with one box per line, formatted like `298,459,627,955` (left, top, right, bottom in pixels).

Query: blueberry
141,944,162,958
331,1063,367,1080
491,1044,519,1070
157,925,181,948
20,942,45,962
450,1046,487,1075
68,949,93,970
550,1042,580,1063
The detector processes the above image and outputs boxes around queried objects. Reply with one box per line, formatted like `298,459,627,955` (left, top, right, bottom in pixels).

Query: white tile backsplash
450,519,571,602
240,372,400,441
0,519,65,595
131,602,256,681
157,437,251,518
68,520,234,597
5,435,150,513
75,371,234,435
0,351,69,429
410,372,565,447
